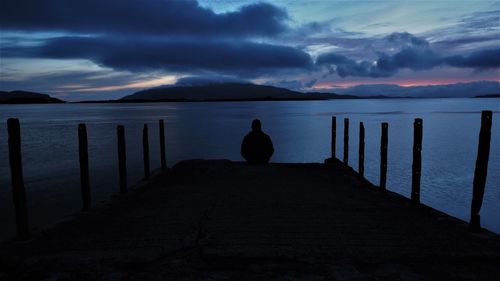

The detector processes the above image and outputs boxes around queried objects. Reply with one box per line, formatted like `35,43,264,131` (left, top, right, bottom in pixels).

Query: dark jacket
241,130,274,164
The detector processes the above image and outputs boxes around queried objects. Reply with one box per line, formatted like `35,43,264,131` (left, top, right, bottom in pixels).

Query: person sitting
241,119,274,164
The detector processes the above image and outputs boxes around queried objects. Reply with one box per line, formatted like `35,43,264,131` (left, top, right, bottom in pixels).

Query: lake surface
0,99,499,240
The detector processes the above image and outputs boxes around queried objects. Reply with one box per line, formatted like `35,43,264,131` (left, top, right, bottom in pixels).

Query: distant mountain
334,81,500,98
121,81,499,102
0,90,65,104
121,83,343,101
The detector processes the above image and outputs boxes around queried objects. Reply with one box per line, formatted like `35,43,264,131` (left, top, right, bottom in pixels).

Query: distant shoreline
2,81,499,103
74,96,415,103
1,94,498,105
2,95,496,104
1,95,497,104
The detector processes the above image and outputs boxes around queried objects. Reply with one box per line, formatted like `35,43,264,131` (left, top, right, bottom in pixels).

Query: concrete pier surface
1,159,499,280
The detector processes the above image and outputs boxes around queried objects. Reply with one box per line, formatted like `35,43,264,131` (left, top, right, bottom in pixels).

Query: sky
0,0,499,101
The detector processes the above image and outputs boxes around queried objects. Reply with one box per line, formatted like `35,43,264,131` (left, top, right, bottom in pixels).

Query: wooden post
343,118,349,165
470,110,493,231
78,124,91,211
117,125,127,193
331,116,336,159
143,124,150,180
159,119,167,170
411,118,423,204
358,122,365,177
7,118,30,239
380,122,388,190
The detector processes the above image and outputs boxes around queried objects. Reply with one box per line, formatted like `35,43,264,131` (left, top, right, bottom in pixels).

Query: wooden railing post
7,118,30,239
343,118,349,165
117,125,127,193
143,124,150,180
159,119,167,170
411,118,423,204
470,110,493,231
78,124,91,211
358,122,365,177
331,116,336,159
380,122,388,190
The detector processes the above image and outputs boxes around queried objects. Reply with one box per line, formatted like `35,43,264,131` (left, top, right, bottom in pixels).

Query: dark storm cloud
3,36,312,76
316,32,499,78
0,0,312,77
318,47,499,78
316,44,441,78
382,47,441,71
444,49,500,69
0,0,288,37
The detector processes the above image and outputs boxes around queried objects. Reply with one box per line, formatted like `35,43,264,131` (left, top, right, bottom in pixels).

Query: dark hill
0,91,65,104
121,83,340,101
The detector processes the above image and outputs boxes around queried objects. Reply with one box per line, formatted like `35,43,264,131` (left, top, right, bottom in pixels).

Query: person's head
251,119,262,132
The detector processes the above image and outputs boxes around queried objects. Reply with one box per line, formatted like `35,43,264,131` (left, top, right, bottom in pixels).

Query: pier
1,159,500,279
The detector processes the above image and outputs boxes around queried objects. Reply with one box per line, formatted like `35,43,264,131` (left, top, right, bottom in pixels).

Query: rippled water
0,98,499,239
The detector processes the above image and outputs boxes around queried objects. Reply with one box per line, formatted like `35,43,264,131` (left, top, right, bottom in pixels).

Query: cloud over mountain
335,81,500,98
316,33,500,78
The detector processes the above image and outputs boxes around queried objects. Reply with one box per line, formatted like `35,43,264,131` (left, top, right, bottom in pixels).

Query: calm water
0,99,499,240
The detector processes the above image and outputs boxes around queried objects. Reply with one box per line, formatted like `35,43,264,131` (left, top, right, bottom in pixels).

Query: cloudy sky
0,0,499,101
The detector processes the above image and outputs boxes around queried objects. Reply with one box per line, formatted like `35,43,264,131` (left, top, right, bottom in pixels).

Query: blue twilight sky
0,0,499,101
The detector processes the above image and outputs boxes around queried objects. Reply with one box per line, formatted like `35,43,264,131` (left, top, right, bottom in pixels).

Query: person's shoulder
262,132,272,139
243,131,255,140
261,132,273,143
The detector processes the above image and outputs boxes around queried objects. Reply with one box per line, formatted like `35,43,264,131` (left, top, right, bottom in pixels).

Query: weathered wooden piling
7,118,30,239
411,118,423,204
331,116,336,159
380,122,388,190
143,124,150,180
78,124,91,211
470,110,493,231
117,125,127,193
343,118,349,165
159,119,167,170
358,122,365,177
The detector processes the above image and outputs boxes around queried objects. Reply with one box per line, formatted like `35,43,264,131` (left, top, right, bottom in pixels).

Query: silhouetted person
241,119,274,164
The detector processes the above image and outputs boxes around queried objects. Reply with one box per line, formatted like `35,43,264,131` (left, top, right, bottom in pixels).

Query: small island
0,91,65,104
